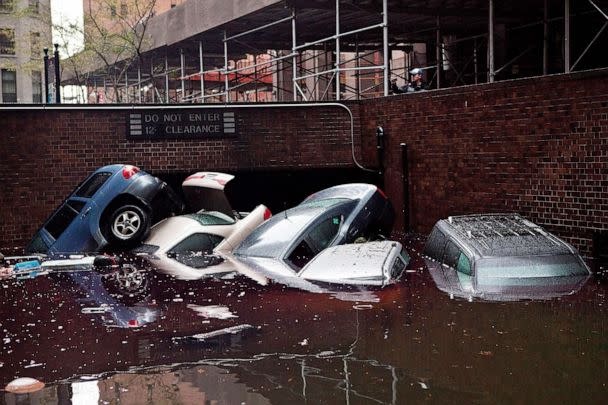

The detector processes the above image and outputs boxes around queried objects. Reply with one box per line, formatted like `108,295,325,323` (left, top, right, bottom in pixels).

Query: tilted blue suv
26,164,183,255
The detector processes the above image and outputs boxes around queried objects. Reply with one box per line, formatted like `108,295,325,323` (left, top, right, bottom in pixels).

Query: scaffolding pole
199,41,205,103
436,16,441,88
292,8,297,101
488,0,495,82
125,71,129,103
335,0,340,101
165,54,169,104
565,0,570,73
382,0,388,96
180,48,185,102
224,31,230,102
150,59,155,103
137,66,142,103
543,0,549,75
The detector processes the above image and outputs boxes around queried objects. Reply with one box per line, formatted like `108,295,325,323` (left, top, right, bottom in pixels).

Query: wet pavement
1,234,607,404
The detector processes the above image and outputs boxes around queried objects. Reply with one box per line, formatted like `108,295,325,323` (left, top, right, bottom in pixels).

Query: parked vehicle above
299,241,409,287
25,164,183,256
135,172,271,280
423,213,591,301
233,183,394,281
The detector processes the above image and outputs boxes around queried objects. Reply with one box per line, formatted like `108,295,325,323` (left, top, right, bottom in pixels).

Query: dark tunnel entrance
154,168,384,215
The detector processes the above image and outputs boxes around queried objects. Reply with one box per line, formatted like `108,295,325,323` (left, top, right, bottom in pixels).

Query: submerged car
135,172,272,280
25,164,183,255
423,213,591,301
233,183,394,283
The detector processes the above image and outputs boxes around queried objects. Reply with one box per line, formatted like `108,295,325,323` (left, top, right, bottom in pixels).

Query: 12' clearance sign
127,110,237,139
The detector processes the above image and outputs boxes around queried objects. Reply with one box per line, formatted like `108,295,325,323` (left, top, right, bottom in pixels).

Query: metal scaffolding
74,0,607,105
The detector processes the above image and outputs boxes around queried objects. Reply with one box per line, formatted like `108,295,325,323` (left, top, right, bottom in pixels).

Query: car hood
298,241,405,286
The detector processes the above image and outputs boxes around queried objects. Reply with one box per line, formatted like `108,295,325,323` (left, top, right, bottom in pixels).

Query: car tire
107,204,150,247
102,264,149,304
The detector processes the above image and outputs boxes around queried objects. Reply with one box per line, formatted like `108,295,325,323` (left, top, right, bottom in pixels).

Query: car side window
424,227,447,260
286,240,316,270
44,201,85,239
456,253,472,276
307,215,342,252
390,256,406,279
442,241,461,268
169,233,223,255
75,172,112,198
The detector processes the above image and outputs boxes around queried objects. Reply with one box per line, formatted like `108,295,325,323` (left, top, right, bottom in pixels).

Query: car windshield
235,200,353,259
476,254,589,279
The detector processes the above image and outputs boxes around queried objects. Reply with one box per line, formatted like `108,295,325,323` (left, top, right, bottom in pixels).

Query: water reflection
425,258,591,302
1,236,607,404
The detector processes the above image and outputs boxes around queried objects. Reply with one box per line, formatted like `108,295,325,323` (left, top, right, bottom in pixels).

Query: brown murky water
1,235,607,404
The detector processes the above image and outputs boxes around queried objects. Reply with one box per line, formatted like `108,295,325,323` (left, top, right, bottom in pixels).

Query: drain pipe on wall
5,103,379,174
401,143,410,232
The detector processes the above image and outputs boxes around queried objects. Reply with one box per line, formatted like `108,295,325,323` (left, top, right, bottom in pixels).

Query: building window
0,28,15,55
32,70,42,103
31,32,40,58
2,69,17,103
28,0,39,14
0,0,13,13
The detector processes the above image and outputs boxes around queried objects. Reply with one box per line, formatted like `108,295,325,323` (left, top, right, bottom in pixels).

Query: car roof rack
445,213,564,252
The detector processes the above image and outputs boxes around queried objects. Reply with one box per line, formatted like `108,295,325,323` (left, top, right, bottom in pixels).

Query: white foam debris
418,382,429,390
186,304,237,319
189,324,253,340
5,377,45,394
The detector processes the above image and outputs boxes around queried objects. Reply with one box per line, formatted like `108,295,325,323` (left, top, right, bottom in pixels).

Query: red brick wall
0,105,368,250
362,69,608,255
1,69,607,255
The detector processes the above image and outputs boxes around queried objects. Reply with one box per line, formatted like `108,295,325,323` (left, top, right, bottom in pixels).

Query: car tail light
264,208,272,220
376,187,388,199
122,165,140,180
127,319,139,328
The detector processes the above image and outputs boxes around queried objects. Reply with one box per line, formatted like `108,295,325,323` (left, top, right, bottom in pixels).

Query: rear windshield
75,172,112,198
184,211,235,225
477,254,589,278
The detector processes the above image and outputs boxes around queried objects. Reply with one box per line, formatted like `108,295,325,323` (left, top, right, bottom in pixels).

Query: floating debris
183,324,253,341
186,304,237,319
5,377,45,394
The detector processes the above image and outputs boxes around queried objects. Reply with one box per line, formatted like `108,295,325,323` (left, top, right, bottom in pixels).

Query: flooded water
1,235,607,404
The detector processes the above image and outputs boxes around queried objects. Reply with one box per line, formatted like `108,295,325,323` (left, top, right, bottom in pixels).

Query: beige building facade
0,0,51,103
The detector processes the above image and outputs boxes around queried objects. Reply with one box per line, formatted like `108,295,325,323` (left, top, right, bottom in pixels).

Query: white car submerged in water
134,172,271,280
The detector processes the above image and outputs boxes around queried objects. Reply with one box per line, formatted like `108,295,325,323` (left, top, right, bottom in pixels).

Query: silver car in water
232,183,395,286
423,213,591,301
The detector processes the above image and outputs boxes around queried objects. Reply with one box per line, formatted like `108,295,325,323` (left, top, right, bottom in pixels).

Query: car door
47,198,99,254
284,210,345,270
47,172,113,254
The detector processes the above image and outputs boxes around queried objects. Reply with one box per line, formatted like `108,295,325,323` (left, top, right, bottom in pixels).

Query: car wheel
102,264,149,304
107,204,150,246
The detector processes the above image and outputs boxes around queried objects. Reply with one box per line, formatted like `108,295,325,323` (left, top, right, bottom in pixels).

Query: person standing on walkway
406,68,427,92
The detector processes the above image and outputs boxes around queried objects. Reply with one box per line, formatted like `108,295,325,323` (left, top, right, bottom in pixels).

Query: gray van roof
435,214,576,258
